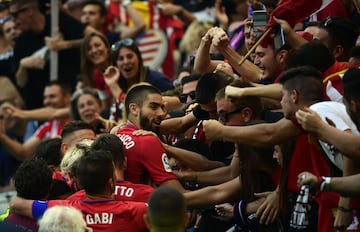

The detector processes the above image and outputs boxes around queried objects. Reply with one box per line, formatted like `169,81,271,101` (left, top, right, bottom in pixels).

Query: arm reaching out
202,118,301,146
297,171,360,197
119,1,146,39
296,108,360,160
10,197,35,219
225,83,282,100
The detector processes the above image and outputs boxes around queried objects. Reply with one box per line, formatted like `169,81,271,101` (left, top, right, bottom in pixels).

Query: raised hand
295,107,324,133
103,65,120,87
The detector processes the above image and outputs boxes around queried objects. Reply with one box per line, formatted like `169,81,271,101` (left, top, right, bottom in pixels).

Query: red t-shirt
67,180,154,202
311,0,348,21
47,199,148,232
116,124,177,185
290,120,340,232
322,61,348,102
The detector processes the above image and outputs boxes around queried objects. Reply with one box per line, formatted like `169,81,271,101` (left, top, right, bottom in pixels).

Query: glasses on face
111,38,134,51
218,106,246,123
178,91,196,103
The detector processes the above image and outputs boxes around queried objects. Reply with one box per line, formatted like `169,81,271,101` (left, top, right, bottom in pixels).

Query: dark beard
139,111,159,135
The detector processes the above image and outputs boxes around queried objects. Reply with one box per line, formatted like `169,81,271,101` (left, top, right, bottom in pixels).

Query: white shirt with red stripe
34,118,70,140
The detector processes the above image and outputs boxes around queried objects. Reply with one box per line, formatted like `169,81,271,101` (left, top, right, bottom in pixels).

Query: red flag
267,0,333,28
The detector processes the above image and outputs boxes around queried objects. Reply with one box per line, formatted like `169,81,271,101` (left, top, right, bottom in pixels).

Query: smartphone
274,25,286,50
252,10,268,40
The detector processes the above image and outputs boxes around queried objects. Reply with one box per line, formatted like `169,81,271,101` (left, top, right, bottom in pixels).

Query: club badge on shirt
161,153,172,172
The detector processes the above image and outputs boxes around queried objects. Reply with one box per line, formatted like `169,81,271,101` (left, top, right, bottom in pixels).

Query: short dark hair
35,138,62,167
45,81,72,96
196,72,233,104
321,16,359,58
125,84,161,116
83,0,107,16
77,150,114,195
147,186,186,228
284,40,335,73
343,68,360,102
91,133,125,169
262,0,279,8
180,73,201,86
14,158,52,199
279,66,324,103
61,121,95,141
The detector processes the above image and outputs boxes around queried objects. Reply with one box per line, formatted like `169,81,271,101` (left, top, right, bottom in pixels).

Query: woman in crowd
80,32,113,108
103,38,175,121
70,88,116,134
0,16,20,85
104,38,174,97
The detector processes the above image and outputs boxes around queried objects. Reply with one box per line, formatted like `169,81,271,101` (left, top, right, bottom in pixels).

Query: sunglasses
218,107,246,123
179,91,196,103
323,16,334,28
111,38,134,51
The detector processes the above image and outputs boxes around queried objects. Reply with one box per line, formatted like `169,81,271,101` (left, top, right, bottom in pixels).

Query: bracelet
338,206,352,213
317,176,323,190
319,176,331,191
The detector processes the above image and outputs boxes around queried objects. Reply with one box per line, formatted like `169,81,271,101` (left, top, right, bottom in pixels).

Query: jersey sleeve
32,199,71,220
32,200,49,220
33,122,51,140
139,136,177,185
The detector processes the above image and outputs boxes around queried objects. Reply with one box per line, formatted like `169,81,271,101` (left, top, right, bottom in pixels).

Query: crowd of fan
0,0,360,231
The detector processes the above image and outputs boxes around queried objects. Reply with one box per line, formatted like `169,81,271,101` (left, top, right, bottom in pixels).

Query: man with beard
116,83,186,192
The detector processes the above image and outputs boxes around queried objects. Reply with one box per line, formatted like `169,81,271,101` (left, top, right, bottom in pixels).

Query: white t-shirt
310,101,359,170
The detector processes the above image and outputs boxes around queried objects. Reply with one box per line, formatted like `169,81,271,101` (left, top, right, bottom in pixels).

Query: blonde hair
179,21,213,56
38,205,87,232
60,139,93,175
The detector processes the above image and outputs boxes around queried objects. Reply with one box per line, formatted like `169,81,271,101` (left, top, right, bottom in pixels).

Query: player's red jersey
290,120,340,232
116,124,177,185
67,180,154,202
35,199,148,232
